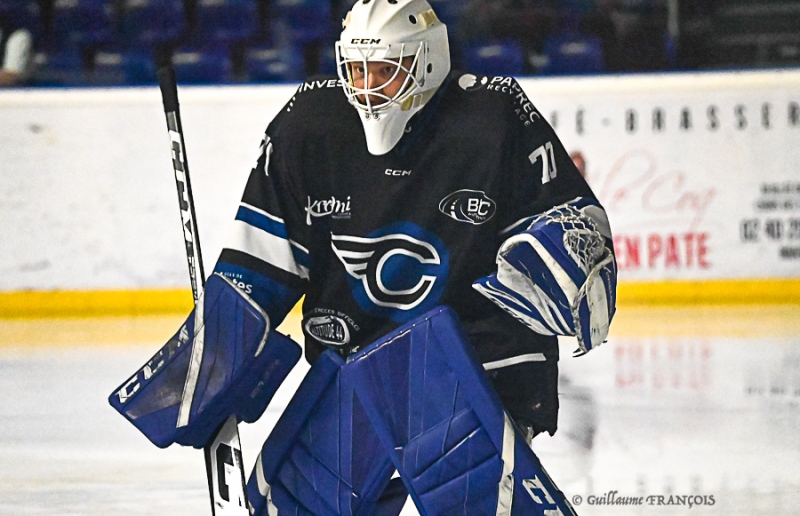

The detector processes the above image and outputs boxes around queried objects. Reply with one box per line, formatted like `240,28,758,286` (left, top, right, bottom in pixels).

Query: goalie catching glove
473,198,617,356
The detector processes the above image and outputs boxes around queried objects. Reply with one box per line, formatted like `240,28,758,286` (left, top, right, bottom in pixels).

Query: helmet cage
335,41,427,117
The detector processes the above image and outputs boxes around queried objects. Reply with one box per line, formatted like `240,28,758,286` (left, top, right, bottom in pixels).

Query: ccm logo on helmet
351,38,382,44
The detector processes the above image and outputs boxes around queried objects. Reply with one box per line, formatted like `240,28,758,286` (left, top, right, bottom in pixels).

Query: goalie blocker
473,197,617,356
108,273,301,449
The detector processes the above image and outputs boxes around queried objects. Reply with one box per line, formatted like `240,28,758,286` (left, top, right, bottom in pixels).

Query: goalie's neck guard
336,0,450,156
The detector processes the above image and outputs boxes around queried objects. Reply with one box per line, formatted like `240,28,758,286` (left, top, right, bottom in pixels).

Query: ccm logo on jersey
439,189,497,225
385,168,411,176
331,223,449,320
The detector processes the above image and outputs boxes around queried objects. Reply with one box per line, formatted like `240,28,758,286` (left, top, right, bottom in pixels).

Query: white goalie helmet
336,0,451,155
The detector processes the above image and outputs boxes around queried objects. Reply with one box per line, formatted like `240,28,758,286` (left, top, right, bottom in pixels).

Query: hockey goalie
110,0,616,514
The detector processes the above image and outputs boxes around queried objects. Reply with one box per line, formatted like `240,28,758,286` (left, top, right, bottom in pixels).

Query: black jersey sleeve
498,78,600,237
212,93,311,326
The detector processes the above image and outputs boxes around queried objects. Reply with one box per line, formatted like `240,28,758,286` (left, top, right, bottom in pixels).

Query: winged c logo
331,223,449,320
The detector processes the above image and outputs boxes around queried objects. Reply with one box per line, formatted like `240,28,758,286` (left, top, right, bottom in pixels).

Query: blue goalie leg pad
108,273,302,448
346,306,577,516
248,349,400,516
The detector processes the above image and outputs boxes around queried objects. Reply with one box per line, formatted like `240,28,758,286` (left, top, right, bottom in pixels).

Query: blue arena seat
244,45,303,83
559,0,596,15
463,40,525,77
316,45,337,76
51,0,116,47
120,0,186,49
196,0,258,44
171,45,233,84
0,0,42,37
92,49,157,85
541,32,604,75
428,0,466,27
31,48,88,86
271,0,332,45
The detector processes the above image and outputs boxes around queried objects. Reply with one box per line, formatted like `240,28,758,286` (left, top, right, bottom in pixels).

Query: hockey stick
157,65,250,516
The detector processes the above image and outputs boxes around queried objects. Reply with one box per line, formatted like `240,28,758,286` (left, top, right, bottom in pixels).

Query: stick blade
205,416,250,515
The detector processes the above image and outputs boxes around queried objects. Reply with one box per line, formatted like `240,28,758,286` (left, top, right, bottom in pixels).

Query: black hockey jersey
213,71,597,371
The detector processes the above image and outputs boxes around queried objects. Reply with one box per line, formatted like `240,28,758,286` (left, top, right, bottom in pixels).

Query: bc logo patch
331,223,449,322
439,189,497,225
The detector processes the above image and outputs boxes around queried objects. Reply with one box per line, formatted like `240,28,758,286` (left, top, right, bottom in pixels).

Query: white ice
1,307,798,515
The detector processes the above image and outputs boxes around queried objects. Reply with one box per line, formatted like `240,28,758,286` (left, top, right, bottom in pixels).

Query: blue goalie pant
247,349,405,516
347,306,578,516
108,273,302,449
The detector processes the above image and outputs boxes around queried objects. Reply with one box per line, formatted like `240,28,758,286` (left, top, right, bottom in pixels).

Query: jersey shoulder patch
271,74,353,138
296,75,345,95
452,72,543,128
290,74,348,109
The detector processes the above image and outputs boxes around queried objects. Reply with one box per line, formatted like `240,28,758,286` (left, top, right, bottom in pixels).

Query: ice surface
0,307,798,515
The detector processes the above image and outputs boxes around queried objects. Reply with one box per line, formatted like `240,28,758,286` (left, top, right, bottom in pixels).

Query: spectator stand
0,0,40,85
32,0,117,85
269,0,335,79
7,0,783,87
89,0,189,86
167,0,259,84
539,7,605,75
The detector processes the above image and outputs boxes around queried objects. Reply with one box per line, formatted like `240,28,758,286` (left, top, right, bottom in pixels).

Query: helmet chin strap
399,87,437,112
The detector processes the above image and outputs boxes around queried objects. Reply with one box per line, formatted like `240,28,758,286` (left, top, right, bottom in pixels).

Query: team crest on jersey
439,190,497,225
331,223,449,322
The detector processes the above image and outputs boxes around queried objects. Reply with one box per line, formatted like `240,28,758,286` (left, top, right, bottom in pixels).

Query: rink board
0,70,798,315
1,277,800,319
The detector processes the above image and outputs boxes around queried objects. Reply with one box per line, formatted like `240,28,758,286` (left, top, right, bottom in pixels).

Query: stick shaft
156,66,248,516
158,66,206,300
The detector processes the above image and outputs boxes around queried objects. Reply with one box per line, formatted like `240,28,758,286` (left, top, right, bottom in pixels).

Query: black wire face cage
335,41,426,116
